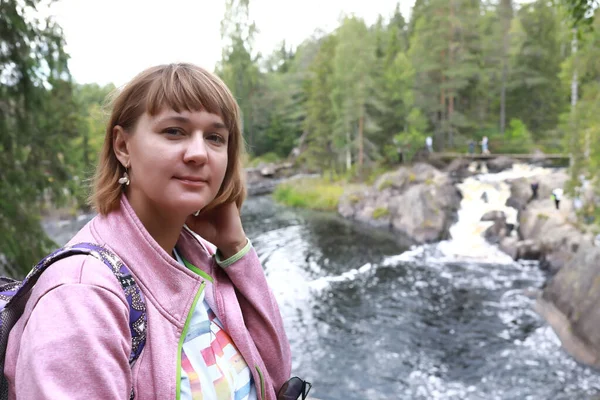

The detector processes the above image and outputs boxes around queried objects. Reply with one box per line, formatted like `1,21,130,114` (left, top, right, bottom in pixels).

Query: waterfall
395,163,553,264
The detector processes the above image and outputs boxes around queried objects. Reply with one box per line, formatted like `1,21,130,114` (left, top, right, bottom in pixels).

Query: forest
0,0,598,270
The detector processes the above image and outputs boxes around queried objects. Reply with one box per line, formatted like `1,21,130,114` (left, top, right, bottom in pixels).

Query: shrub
273,178,344,211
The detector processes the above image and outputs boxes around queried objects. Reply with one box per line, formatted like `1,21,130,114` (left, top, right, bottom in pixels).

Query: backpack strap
63,243,147,365
0,242,147,399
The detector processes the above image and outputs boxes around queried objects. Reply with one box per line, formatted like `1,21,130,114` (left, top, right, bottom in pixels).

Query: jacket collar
90,195,216,327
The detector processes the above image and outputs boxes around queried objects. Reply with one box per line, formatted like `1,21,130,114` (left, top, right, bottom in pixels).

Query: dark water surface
242,196,600,400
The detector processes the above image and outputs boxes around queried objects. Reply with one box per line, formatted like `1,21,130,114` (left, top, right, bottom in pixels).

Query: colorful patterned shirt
174,248,257,400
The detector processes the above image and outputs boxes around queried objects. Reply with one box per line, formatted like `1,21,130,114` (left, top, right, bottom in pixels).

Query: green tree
0,0,76,274
303,34,338,173
561,0,599,27
331,16,376,174
66,83,115,207
408,0,482,148
508,0,564,138
216,0,260,150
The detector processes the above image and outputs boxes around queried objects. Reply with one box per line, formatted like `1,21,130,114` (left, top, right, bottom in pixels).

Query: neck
125,193,185,256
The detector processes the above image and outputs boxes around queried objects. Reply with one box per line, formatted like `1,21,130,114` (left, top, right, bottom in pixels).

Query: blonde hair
89,63,246,215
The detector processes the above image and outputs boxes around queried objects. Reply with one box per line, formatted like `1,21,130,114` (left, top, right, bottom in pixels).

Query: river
44,165,600,400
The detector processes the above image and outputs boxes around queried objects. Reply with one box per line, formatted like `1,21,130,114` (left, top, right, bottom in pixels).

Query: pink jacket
5,196,291,399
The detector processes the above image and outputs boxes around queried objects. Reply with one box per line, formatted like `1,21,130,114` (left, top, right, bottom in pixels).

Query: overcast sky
45,0,415,86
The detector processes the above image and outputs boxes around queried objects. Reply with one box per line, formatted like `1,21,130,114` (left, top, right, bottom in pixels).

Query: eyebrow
157,115,190,124
156,115,228,131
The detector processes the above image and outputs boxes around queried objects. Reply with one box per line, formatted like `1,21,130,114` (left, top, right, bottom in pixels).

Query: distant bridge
430,152,570,163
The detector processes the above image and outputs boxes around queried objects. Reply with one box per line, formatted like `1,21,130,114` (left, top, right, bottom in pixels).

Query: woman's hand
185,202,247,259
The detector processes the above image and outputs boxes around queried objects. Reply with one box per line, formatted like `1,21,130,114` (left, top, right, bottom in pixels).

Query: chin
166,200,205,216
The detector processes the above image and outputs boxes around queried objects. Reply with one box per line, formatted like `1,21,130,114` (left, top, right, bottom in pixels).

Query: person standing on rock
530,181,539,201
393,136,404,164
552,188,564,210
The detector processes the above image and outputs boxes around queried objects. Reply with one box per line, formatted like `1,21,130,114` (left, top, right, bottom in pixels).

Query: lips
174,176,208,185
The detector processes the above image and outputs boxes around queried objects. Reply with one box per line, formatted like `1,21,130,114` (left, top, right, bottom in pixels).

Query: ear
113,125,130,167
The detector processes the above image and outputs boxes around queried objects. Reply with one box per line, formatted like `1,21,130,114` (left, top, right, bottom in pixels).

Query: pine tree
0,0,76,274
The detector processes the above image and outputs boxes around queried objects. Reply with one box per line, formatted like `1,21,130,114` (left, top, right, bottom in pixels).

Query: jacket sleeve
13,260,132,399
217,246,292,394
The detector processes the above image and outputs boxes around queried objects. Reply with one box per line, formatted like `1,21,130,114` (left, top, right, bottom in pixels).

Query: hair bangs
143,65,234,130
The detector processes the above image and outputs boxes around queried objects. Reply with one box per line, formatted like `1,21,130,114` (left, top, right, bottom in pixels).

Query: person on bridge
481,136,490,154
468,140,475,155
4,63,296,400
426,136,433,153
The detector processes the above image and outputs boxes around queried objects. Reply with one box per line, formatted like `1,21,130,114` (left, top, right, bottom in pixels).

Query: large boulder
245,163,297,196
506,169,569,210
481,210,506,222
445,158,475,181
486,156,515,173
484,218,511,244
518,198,587,272
537,243,600,368
338,163,462,243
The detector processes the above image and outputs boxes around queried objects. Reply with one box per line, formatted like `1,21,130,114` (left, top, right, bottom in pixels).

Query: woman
4,63,291,399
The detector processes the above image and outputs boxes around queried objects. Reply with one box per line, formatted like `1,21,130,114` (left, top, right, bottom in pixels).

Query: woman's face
115,108,230,219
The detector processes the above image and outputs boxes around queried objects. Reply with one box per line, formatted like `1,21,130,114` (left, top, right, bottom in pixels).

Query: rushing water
244,165,600,400
44,165,600,400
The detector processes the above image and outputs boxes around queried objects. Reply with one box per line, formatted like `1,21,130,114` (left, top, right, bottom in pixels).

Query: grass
273,178,345,211
372,207,389,219
377,178,394,191
247,152,282,167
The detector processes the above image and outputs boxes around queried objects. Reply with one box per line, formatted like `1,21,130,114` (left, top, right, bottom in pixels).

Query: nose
183,132,208,164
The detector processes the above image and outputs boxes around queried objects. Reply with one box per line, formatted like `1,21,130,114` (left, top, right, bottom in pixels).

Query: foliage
502,119,536,153
0,0,76,274
7,0,600,273
561,0,600,27
247,152,282,167
67,83,116,207
372,207,390,219
273,178,344,211
213,0,580,175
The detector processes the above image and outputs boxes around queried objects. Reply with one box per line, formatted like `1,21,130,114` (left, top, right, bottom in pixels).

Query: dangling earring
118,164,130,186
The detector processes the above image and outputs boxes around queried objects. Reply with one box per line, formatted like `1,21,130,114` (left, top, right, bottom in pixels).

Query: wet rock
516,239,542,260
537,244,600,368
481,210,506,222
484,219,510,244
487,156,515,173
338,163,461,244
445,158,473,181
512,182,600,368
506,170,568,211
245,163,298,196
260,164,277,177
499,237,518,259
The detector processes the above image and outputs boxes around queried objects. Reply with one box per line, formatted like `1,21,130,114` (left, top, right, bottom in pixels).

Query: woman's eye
207,133,226,144
164,127,184,136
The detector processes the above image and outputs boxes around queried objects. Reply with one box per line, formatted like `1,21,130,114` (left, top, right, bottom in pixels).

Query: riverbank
499,172,600,369
269,163,462,244
267,159,600,372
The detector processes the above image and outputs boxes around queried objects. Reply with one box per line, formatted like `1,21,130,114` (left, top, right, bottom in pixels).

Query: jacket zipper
255,365,266,400
211,265,266,400
175,280,205,400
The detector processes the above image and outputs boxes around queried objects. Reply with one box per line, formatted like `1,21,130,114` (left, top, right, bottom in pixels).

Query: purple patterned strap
2,242,147,366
